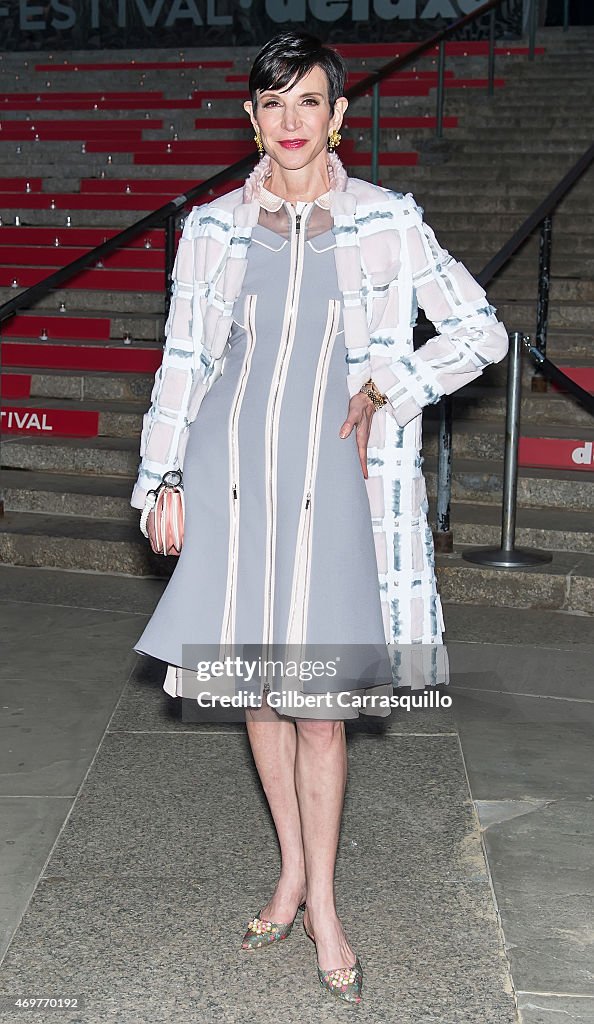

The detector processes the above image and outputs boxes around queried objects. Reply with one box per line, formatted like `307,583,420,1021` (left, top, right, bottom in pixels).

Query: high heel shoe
303,913,363,1005
240,901,306,951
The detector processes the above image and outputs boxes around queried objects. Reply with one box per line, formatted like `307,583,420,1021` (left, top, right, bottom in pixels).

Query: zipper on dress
286,300,341,644
221,294,257,647
263,204,307,649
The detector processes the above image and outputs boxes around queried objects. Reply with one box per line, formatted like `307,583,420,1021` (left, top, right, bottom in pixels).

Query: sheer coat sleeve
370,194,509,427
130,207,203,510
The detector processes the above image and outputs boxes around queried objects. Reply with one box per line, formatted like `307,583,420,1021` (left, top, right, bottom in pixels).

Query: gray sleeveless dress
133,194,394,719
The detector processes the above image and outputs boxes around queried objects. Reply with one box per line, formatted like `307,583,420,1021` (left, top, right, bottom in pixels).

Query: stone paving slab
449,639,594,701
443,603,594,651
38,733,479,890
0,564,164,615
449,683,594,801
484,800,594,998
0,599,141,686
518,994,594,1023
445,635,594,1005
0,875,517,1024
0,582,143,959
0,797,73,961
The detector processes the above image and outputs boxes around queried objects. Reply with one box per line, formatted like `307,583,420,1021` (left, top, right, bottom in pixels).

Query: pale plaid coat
131,153,508,684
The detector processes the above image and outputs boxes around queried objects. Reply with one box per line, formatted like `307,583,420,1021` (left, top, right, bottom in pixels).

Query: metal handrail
475,143,594,290
528,349,594,417
0,0,512,327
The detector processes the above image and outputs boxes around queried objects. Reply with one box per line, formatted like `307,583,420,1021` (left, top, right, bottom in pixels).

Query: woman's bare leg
295,718,356,971
244,699,307,921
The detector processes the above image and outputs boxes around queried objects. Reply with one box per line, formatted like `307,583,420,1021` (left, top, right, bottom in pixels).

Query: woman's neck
266,151,331,205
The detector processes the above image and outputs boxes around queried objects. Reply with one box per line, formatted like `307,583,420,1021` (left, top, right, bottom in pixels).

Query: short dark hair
248,30,347,116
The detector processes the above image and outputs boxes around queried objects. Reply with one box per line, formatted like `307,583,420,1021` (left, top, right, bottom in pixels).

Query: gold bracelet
359,378,387,410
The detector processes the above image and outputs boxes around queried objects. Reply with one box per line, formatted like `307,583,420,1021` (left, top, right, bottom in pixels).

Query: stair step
0,396,142,437
488,278,594,302
423,419,594,464
435,549,594,615
2,313,112,339
412,193,594,214
426,387,594,428
0,509,168,577
444,502,594,554
2,468,137,520
2,341,162,372
428,212,594,234
0,286,165,314
424,458,593,512
0,368,153,403
1,435,139,477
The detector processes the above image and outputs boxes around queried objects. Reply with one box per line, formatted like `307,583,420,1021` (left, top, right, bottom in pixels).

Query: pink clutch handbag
139,469,185,556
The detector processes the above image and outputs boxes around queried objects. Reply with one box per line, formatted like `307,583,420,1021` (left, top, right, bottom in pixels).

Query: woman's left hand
339,393,376,479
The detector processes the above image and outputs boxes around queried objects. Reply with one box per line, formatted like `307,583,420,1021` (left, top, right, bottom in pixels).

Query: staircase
0,27,593,612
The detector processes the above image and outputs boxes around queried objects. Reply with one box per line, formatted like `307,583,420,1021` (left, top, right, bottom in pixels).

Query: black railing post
533,213,552,392
434,395,453,553
487,6,496,96
563,0,569,31
0,326,3,517
528,0,537,60
371,82,380,185
164,213,176,318
436,39,446,138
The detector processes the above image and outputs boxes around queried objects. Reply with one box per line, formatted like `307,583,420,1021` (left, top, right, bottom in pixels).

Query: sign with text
0,406,100,436
0,0,522,50
519,436,594,473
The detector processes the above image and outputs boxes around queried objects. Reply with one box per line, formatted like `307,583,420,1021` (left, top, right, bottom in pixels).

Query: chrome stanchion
462,331,552,568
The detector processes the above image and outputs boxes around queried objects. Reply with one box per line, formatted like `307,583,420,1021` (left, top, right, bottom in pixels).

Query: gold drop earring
327,128,342,152
254,129,264,157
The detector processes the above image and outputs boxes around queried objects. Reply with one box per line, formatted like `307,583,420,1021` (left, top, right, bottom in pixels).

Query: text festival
1,0,488,31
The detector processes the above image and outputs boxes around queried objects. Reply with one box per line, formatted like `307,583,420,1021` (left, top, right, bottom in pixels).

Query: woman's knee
295,718,344,749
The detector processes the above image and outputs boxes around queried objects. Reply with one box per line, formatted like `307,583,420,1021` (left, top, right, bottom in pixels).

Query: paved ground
0,564,592,1024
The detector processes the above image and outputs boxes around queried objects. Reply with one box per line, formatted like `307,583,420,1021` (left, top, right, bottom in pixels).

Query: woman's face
244,65,347,171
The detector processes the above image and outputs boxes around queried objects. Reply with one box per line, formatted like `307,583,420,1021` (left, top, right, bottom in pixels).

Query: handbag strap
139,489,158,539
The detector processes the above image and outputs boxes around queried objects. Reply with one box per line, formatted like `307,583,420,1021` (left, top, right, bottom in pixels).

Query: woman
130,30,509,1005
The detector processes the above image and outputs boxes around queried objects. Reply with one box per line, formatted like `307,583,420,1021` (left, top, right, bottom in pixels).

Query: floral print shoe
241,902,306,951
303,913,363,1004
317,957,363,1005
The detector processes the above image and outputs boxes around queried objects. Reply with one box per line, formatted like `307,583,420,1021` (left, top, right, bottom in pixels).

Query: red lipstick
279,139,307,149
